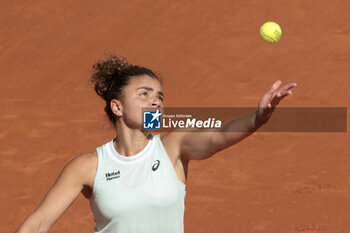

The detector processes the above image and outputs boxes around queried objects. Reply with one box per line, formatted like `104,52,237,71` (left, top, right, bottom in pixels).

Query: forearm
180,111,269,160
15,212,50,233
213,111,265,151
221,111,263,133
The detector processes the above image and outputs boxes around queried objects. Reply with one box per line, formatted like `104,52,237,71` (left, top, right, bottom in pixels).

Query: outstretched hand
256,80,297,125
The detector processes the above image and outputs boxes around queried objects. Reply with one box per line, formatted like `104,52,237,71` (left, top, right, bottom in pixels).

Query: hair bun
90,55,130,100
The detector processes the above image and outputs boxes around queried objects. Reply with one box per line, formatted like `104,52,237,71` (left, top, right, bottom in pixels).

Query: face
111,75,164,129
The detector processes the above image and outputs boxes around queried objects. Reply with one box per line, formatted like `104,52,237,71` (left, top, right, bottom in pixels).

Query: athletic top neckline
109,134,154,161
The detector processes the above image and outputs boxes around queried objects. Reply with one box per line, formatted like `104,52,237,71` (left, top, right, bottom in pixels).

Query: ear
110,99,123,117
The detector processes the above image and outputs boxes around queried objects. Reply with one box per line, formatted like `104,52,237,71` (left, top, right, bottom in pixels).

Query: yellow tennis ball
260,22,282,43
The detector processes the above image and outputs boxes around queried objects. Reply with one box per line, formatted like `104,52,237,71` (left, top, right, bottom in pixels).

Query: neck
114,120,152,157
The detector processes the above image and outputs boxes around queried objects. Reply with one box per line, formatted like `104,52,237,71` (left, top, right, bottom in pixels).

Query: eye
158,96,164,102
141,92,148,96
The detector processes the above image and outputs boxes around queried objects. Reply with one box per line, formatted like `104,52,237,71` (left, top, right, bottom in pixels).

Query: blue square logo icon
143,110,161,129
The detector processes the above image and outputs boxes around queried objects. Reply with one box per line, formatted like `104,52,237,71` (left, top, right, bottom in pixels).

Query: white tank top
89,134,186,233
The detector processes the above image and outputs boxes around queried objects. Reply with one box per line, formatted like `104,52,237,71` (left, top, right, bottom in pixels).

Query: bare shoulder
71,151,97,165
160,131,183,150
62,151,98,188
160,131,189,162
160,130,200,154
66,151,97,171
160,131,183,145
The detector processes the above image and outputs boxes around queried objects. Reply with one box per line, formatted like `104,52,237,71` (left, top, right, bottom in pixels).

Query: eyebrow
137,86,164,97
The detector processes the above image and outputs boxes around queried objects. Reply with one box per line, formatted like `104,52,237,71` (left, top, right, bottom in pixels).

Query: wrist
254,110,267,129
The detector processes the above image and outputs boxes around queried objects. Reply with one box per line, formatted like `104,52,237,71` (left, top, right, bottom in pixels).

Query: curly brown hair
90,55,160,124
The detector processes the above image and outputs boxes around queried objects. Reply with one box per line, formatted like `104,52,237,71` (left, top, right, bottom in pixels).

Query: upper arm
180,132,222,160
162,131,221,161
27,152,97,231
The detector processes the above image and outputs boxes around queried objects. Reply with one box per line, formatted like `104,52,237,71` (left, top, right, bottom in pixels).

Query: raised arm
14,152,97,233
165,80,297,161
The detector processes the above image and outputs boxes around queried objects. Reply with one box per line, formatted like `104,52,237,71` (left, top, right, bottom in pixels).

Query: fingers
269,80,282,93
270,89,293,107
269,81,297,92
264,81,297,108
275,82,297,99
276,89,293,98
270,81,297,99
279,82,297,93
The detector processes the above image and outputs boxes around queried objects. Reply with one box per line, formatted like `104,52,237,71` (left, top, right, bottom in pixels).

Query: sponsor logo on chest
105,170,120,181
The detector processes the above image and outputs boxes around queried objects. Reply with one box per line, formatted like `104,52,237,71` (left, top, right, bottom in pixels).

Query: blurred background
1,0,349,232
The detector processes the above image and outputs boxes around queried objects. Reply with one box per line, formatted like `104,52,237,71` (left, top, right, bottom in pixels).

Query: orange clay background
1,1,349,232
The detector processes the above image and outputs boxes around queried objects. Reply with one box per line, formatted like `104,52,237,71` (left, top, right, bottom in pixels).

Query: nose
151,97,162,109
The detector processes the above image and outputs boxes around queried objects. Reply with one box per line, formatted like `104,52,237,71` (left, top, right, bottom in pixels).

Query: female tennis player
15,55,297,233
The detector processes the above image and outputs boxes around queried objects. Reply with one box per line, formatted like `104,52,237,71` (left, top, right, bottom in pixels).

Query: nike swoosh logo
152,160,160,171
